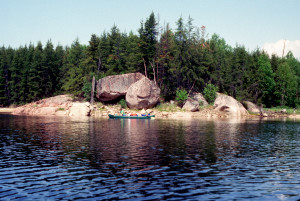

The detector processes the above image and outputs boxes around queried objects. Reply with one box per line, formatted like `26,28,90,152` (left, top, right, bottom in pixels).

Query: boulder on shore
182,98,199,112
214,93,248,117
69,102,91,116
126,77,160,109
96,72,145,102
12,95,92,117
190,92,208,106
242,101,261,114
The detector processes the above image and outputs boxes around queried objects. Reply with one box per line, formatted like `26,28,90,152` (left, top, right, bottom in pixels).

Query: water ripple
0,115,299,200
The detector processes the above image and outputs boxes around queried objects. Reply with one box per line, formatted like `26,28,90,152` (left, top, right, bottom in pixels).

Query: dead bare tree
97,56,102,77
149,60,157,85
282,40,286,58
90,76,96,105
143,58,148,78
188,80,196,96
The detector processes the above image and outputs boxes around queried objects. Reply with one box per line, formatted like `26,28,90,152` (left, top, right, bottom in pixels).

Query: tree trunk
97,56,102,77
150,61,157,85
90,76,95,105
143,58,148,78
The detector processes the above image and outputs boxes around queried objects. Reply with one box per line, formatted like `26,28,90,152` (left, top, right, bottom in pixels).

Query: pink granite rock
125,77,160,109
96,73,145,102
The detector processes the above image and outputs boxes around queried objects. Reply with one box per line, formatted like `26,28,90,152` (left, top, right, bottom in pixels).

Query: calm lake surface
0,114,299,201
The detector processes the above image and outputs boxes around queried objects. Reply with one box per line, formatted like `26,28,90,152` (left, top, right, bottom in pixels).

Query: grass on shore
155,103,182,112
264,106,300,115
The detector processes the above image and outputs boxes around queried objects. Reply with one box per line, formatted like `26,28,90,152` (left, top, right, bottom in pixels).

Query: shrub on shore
203,84,218,104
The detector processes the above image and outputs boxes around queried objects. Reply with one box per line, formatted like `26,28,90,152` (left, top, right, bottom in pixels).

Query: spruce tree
257,54,275,107
157,24,176,98
9,48,25,104
139,12,158,78
53,44,64,93
42,40,56,97
275,61,298,106
61,39,86,95
124,31,143,73
174,17,188,89
0,47,8,105
28,42,43,101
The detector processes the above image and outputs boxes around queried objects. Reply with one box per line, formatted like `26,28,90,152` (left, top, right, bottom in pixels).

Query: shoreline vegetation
1,96,299,119
1,12,299,111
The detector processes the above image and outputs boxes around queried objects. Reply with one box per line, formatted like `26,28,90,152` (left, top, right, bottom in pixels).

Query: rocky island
7,73,299,119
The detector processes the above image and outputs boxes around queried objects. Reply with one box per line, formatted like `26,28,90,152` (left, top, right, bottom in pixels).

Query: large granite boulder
214,93,248,117
69,102,91,116
182,98,199,112
96,73,145,102
125,77,160,109
190,92,208,106
242,101,261,114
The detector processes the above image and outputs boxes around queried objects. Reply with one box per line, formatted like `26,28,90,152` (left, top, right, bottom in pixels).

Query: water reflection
0,115,299,200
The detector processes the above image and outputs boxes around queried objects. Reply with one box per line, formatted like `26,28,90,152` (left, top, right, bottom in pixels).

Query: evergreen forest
1,13,299,108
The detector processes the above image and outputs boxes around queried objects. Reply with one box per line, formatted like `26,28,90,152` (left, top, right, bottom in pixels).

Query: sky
1,0,300,59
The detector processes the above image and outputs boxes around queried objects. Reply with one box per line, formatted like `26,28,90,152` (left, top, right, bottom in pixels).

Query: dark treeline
0,13,299,107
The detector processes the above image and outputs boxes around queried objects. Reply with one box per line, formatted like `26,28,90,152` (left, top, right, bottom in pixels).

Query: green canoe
108,114,155,119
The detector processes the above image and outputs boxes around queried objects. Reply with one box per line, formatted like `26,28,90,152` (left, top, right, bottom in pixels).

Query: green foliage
203,84,218,104
61,39,86,95
274,61,298,107
1,13,299,108
257,54,275,107
175,89,188,106
265,106,300,115
119,99,127,108
82,82,92,100
139,12,158,78
155,103,180,112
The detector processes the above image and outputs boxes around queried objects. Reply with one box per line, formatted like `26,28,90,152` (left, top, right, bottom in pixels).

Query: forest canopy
0,12,299,107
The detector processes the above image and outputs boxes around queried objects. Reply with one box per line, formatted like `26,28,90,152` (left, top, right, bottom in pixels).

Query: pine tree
18,45,32,104
106,25,124,75
9,47,27,104
139,12,158,78
84,34,100,75
0,47,9,105
226,46,251,100
174,16,188,89
42,40,56,97
275,61,298,106
209,34,232,93
286,51,300,105
124,31,143,73
257,54,275,107
28,42,43,101
61,39,86,95
157,24,176,98
98,31,110,76
53,44,64,93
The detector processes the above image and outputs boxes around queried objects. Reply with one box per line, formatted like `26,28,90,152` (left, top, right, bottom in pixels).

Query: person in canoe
120,108,126,116
141,108,153,116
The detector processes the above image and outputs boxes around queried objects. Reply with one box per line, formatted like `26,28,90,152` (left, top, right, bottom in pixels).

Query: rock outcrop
190,92,208,106
242,101,261,114
214,93,248,117
96,72,145,102
12,95,92,117
182,98,199,112
69,102,92,116
125,77,160,109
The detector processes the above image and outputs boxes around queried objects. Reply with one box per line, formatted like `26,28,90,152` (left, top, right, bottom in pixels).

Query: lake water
0,114,299,201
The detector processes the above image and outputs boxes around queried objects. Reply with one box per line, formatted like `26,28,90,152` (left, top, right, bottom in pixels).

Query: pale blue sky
1,0,299,56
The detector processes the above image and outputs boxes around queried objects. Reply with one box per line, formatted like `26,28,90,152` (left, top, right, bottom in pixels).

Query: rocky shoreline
2,94,299,120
